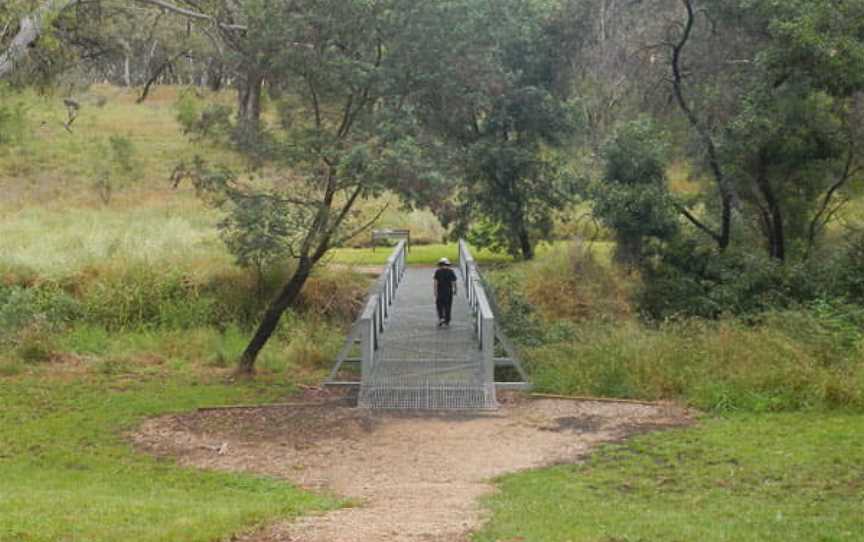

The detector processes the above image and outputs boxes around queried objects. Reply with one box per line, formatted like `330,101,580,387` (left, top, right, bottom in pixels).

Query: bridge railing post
327,240,410,386
360,293,379,381
458,239,497,386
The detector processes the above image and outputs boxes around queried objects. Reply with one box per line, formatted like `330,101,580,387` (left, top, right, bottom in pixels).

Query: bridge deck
358,266,497,409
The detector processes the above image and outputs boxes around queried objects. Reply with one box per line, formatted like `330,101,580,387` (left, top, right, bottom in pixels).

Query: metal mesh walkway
358,267,497,410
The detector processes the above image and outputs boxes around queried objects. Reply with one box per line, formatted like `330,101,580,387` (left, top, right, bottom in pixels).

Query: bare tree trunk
123,56,132,86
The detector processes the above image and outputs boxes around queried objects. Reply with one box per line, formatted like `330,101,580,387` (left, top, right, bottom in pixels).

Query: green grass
328,241,564,266
0,367,337,542
523,317,864,413
474,413,864,542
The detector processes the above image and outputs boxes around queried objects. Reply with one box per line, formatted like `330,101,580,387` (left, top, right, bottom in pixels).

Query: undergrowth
489,241,864,413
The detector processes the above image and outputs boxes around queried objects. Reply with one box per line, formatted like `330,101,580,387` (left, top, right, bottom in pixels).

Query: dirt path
132,394,692,541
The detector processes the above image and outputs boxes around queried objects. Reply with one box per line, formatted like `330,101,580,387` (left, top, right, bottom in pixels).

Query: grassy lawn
474,412,864,542
0,367,337,542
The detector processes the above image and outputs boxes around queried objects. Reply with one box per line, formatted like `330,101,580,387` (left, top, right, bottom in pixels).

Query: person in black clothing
433,257,458,326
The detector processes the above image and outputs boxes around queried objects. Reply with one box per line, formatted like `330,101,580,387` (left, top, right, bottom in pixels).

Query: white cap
438,257,451,265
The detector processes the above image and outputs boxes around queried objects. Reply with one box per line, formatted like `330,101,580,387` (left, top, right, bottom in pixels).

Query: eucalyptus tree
664,0,864,260
175,0,455,374
417,0,581,260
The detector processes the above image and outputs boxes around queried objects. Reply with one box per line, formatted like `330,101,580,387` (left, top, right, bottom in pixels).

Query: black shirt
434,267,458,299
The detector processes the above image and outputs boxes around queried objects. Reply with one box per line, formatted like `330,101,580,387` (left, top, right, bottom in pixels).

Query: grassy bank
474,412,864,542
0,365,337,541
476,241,864,540
489,241,864,413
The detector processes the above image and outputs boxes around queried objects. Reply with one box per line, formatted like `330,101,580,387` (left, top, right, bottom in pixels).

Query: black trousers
436,295,453,323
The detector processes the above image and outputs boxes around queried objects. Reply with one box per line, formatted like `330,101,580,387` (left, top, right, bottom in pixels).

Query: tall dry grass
490,240,864,413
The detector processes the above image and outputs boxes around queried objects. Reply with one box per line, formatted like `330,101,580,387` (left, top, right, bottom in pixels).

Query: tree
592,117,678,266
416,0,581,260
664,0,864,260
176,0,454,374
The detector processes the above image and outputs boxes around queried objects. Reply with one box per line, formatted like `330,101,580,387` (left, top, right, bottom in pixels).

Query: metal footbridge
326,240,530,410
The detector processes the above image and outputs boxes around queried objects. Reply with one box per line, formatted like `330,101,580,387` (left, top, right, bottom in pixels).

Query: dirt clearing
132,393,692,541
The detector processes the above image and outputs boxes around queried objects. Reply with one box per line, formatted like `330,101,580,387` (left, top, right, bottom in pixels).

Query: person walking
434,257,458,326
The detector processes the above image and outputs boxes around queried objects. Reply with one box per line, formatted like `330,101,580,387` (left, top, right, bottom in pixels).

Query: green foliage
475,413,864,542
639,234,864,320
592,118,678,265
218,190,294,291
174,88,204,132
670,0,864,259
0,283,81,342
78,267,215,330
416,0,581,260
526,315,864,413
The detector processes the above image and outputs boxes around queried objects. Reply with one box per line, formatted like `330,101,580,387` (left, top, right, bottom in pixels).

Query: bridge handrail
458,240,495,384
356,239,407,380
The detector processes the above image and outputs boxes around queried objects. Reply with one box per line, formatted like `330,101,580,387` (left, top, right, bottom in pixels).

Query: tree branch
334,199,390,247
807,141,857,256
133,0,246,31
670,0,733,249
673,201,722,244
0,0,80,79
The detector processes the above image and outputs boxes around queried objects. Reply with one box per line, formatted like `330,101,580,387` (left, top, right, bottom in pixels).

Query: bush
639,238,833,319
0,284,82,342
78,266,215,330
488,241,631,346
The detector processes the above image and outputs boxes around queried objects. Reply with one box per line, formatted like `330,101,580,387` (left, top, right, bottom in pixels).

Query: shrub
488,241,632,346
77,266,215,330
0,283,82,342
14,326,56,363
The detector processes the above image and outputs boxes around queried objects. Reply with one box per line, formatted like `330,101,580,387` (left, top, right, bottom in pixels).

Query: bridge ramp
358,267,497,410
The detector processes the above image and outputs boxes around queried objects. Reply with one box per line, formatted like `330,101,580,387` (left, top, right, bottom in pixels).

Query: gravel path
132,394,692,541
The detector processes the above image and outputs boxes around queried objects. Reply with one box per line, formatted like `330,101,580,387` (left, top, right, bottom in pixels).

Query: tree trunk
237,68,264,133
237,258,313,374
206,58,223,91
614,233,642,268
518,225,534,260
754,155,785,261
123,56,132,87
671,0,736,252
